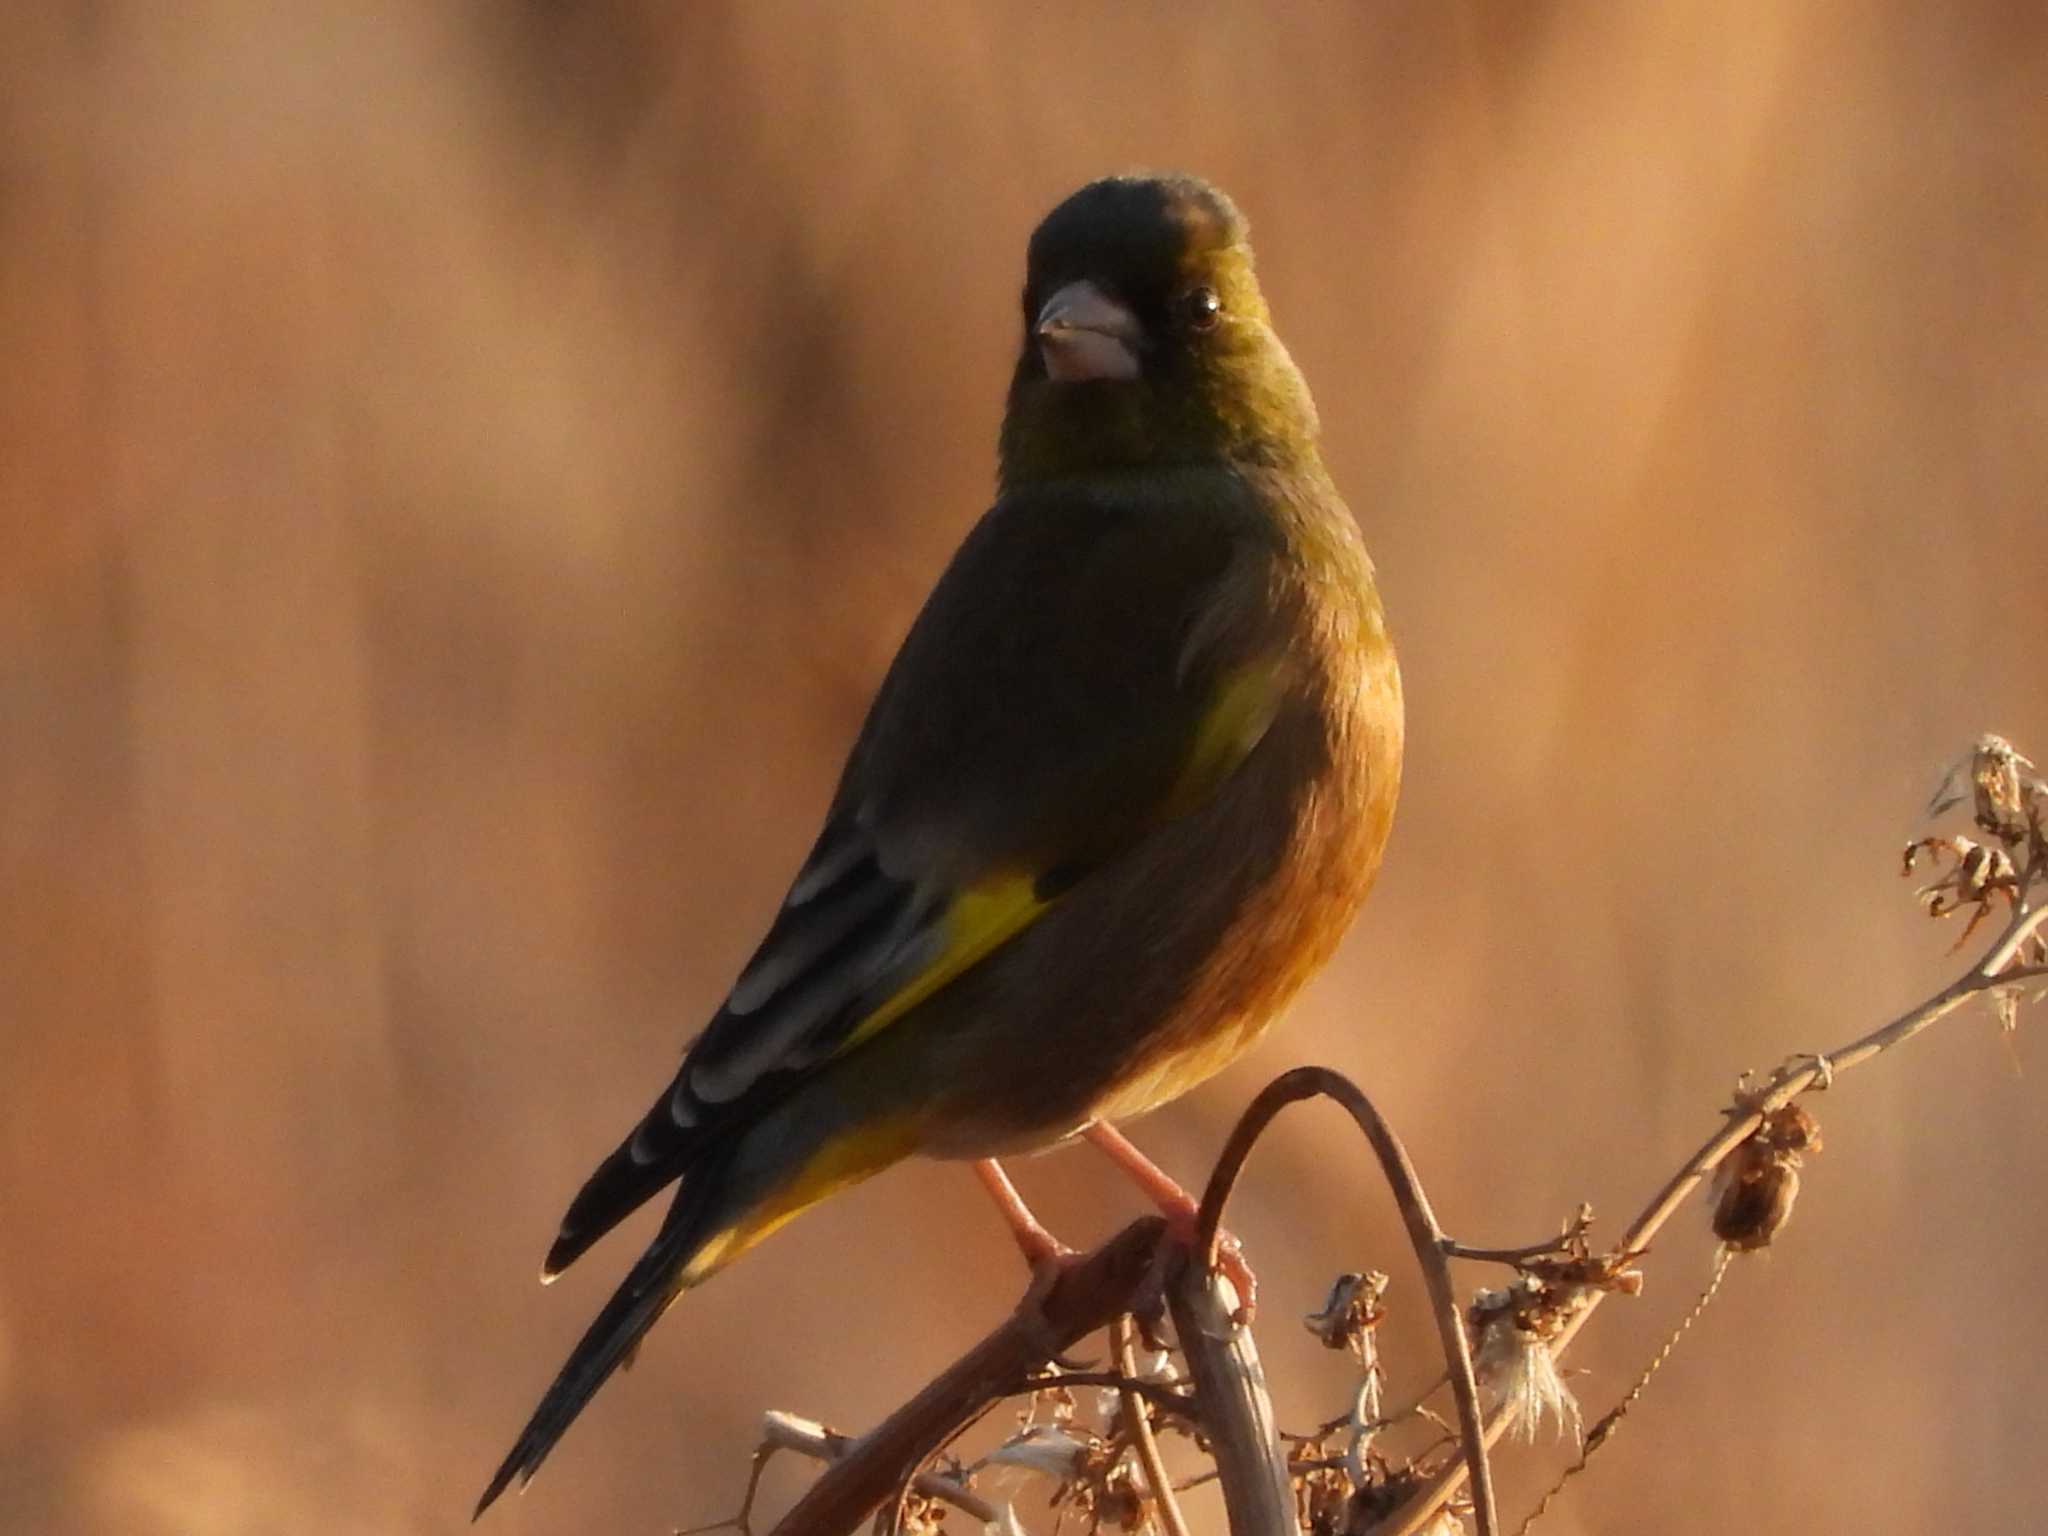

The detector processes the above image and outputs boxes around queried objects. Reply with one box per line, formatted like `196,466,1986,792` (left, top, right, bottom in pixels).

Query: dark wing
543,478,1287,1275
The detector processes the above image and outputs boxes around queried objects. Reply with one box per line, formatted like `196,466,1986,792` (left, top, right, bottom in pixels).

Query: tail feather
480,1109,921,1519
475,1164,728,1518
543,1110,695,1280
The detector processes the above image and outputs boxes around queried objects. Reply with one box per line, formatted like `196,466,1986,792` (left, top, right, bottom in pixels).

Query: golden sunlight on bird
477,174,1403,1512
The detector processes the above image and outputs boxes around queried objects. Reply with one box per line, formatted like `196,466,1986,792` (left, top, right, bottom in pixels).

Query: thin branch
1195,1068,1500,1536
1112,1315,1193,1536
753,1412,1000,1528
1621,907,2046,1261
767,1218,1165,1536
1367,889,2048,1536
1441,1207,1593,1266
1284,1373,1450,1448
1511,1246,1733,1536
1438,1241,1566,1265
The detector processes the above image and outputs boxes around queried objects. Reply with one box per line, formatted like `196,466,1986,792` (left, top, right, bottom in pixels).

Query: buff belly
894,690,1395,1162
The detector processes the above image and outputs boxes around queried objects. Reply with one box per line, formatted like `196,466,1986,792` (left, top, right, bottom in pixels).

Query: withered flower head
1926,734,2048,846
1712,1104,1821,1251
1304,1270,1390,1357
1902,833,2025,952
1469,1275,1583,1443
1910,735,2045,957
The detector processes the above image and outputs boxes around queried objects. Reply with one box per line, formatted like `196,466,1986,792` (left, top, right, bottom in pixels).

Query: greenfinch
477,173,1402,1514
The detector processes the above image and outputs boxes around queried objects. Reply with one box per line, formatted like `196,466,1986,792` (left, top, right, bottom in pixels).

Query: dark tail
542,1081,706,1280
474,1158,730,1518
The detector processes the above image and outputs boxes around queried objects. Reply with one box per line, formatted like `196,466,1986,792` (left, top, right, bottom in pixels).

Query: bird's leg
973,1158,1093,1359
1084,1122,1259,1322
973,1157,1075,1270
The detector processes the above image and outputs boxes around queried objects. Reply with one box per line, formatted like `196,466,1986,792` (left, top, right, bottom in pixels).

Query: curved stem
1195,1067,1500,1536
768,1219,1164,1536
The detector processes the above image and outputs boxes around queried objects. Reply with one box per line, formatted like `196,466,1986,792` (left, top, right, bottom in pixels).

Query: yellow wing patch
675,666,1285,1288
820,662,1279,1068
841,872,1049,1053
678,879,1057,1282
1159,658,1284,822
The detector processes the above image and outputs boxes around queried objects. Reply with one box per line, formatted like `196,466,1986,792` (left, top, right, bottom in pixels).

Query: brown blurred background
4,3,2046,1533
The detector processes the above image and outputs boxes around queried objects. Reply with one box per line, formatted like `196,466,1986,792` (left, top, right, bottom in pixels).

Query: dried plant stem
1111,1314,1192,1536
1165,1261,1294,1536
1620,947,2046,1266
767,1218,1165,1536
754,800,2045,1536
1441,1209,1591,1266
1511,1246,1733,1536
1196,1067,1501,1536
753,1412,1000,1527
1369,893,2048,1536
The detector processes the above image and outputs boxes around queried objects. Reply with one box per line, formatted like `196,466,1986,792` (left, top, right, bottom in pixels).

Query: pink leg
973,1157,1074,1269
1084,1122,1259,1321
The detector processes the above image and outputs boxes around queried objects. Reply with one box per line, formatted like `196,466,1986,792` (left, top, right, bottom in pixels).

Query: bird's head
999,175,1321,489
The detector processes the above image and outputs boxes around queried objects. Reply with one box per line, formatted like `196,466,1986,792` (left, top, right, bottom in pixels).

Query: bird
476,172,1403,1515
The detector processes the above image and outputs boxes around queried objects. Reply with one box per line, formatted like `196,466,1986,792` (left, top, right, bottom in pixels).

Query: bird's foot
1164,1207,1259,1326
1083,1122,1259,1324
975,1157,1098,1361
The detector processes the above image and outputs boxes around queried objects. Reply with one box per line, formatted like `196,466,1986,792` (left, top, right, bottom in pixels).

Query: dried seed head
1297,1463,1351,1536
1514,1218,1646,1298
1470,1275,1582,1443
1340,1464,1433,1534
1761,1102,1822,1156
1903,832,2024,951
1712,1151,1801,1251
1927,734,2048,845
1304,1270,1390,1357
890,1489,949,1536
1093,1465,1144,1533
1713,1104,1822,1251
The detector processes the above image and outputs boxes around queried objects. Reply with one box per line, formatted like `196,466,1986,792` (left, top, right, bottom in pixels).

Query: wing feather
544,477,1289,1277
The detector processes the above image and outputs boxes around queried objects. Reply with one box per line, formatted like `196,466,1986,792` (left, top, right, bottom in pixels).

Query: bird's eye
1182,287,1222,332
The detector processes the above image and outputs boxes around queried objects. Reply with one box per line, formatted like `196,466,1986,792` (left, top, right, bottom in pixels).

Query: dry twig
1196,1069,1501,1536
766,1220,1164,1536
1368,735,2048,1536
1111,1315,1191,1536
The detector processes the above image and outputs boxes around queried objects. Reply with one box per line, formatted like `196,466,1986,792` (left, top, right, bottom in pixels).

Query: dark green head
999,175,1321,489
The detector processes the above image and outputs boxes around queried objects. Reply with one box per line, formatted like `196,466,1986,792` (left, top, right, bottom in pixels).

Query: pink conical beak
1036,280,1142,383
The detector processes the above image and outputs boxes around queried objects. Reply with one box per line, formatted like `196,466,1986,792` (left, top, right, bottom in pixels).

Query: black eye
1182,286,1222,332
